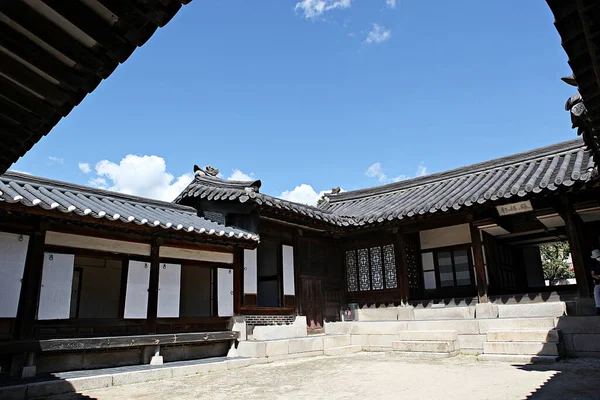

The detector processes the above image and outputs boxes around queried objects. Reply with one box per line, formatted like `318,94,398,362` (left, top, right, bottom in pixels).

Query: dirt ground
49,352,600,400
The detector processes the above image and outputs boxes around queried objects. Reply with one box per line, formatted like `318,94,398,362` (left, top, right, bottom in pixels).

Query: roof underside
0,171,258,243
0,0,191,174
323,139,595,224
547,0,600,152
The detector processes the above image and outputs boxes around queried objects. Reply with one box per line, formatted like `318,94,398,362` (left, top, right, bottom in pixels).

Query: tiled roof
175,168,353,227
0,172,258,242
323,139,595,224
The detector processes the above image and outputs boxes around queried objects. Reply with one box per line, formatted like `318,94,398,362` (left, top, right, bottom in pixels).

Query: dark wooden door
301,278,323,331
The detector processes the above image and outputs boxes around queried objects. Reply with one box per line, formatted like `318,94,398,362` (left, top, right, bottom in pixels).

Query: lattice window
345,250,358,292
383,245,397,289
358,249,370,291
405,243,421,290
370,247,384,290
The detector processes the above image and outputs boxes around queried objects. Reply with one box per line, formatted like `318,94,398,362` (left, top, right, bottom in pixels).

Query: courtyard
48,352,600,400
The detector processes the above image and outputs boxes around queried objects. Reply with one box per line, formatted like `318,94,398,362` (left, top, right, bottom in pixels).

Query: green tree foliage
541,242,575,285
316,195,326,207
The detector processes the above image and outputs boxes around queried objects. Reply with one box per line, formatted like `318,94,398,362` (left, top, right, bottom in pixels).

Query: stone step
413,306,474,320
392,340,457,353
477,354,559,363
323,345,362,356
396,330,458,341
323,334,351,349
478,317,556,333
393,351,458,359
497,302,566,318
482,341,560,356
486,330,560,343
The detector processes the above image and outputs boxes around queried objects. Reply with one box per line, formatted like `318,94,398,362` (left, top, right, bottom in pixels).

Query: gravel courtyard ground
49,352,600,400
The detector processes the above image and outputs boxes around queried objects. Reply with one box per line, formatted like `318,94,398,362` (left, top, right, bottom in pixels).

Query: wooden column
146,237,162,334
233,248,242,315
560,198,591,298
15,225,47,339
470,222,488,303
394,232,409,304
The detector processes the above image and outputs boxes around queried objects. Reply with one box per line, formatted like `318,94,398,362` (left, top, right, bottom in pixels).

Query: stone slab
571,334,600,352
323,345,362,356
397,307,415,321
28,375,113,398
457,334,486,350
265,340,290,357
486,330,559,343
112,368,173,386
478,318,556,333
236,341,267,358
230,317,247,341
482,341,559,356
392,340,456,353
413,306,474,320
477,354,558,363
323,334,351,349
0,385,27,400
497,302,566,318
392,351,458,359
252,316,307,340
407,320,479,334
171,361,228,378
368,334,400,348
288,336,324,354
555,316,600,334
266,350,324,361
351,334,370,347
350,321,408,335
475,303,498,319
397,330,458,341
324,322,351,335
356,306,399,321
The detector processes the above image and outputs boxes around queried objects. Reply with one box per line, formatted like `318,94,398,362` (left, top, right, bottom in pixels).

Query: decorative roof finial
331,187,341,195
205,165,219,177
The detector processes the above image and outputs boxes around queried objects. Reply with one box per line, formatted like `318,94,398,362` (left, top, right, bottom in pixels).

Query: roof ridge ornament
331,187,341,195
561,74,598,162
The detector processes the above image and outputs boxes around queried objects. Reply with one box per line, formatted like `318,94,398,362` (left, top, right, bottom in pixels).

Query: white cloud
48,156,64,165
88,155,193,202
295,0,351,19
78,163,91,174
386,0,397,8
8,169,31,175
227,169,254,181
280,184,330,206
365,24,391,44
365,162,428,184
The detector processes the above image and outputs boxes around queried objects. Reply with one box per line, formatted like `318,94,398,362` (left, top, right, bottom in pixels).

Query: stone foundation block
350,321,408,335
457,334,486,350
497,302,566,318
112,368,173,386
266,350,324,361
356,306,398,321
477,354,558,363
27,375,113,398
482,341,559,356
475,303,498,319
407,319,479,334
252,316,307,340
324,322,351,335
397,330,458,341
323,334,351,349
288,336,324,353
392,340,456,353
368,334,400,348
236,341,267,358
555,316,600,334
393,351,458,359
265,340,290,357
397,306,415,321
350,335,370,347
572,334,600,352
414,306,474,320
486,330,559,343
230,316,247,341
478,318,556,333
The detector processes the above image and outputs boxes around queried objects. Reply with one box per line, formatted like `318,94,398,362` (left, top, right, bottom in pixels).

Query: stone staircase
392,330,459,358
477,329,561,363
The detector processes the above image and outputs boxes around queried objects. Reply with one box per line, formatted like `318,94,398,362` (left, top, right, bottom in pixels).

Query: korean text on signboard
496,200,533,217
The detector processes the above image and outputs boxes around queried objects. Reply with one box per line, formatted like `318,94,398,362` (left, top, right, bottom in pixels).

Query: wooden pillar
560,198,591,298
470,222,488,303
15,225,47,340
233,248,242,315
394,232,409,304
146,237,162,334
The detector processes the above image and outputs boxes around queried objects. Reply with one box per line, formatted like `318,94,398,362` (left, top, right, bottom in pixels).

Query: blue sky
12,0,578,204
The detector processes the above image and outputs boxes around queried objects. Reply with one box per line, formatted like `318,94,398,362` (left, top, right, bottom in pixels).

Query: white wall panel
37,253,74,320
0,233,29,318
45,231,150,256
419,223,471,250
218,268,234,317
282,245,295,296
243,249,257,294
157,263,181,318
124,261,150,319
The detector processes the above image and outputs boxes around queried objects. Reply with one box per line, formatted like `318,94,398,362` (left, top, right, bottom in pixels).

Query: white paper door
124,261,150,319
282,245,295,296
37,253,74,320
0,232,30,318
218,268,234,317
243,249,257,294
157,263,181,318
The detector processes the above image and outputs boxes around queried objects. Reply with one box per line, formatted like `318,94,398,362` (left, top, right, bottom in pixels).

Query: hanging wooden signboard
496,200,533,216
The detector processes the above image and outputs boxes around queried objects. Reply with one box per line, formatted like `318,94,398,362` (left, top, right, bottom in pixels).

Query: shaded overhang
0,0,192,174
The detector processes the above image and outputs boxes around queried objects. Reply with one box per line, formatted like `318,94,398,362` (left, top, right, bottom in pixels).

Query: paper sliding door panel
37,253,75,320
282,245,295,296
243,249,257,294
157,263,181,318
0,232,30,318
124,261,151,319
218,268,234,317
